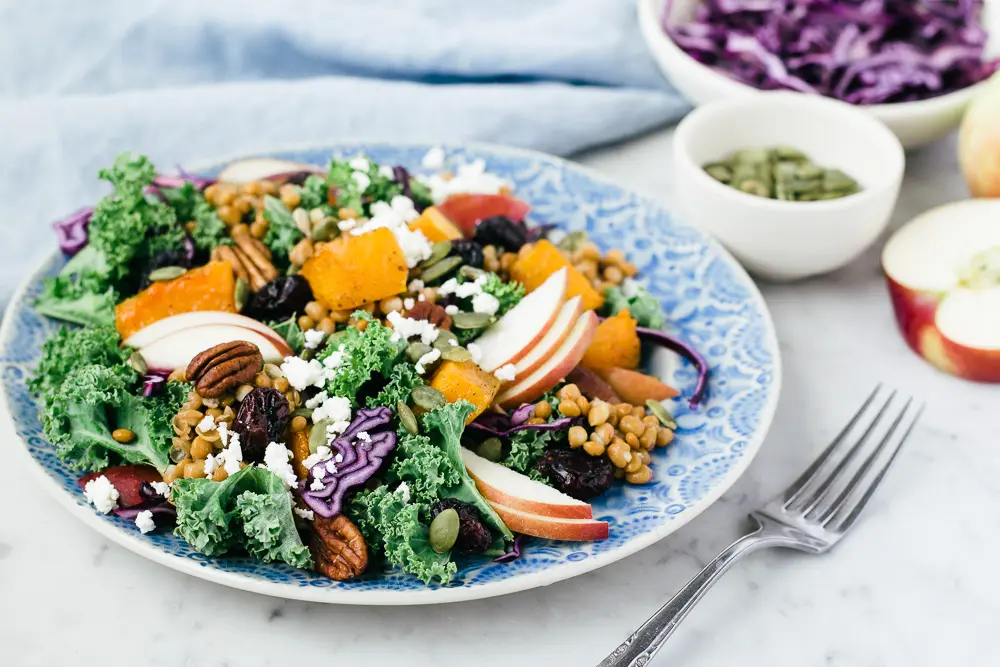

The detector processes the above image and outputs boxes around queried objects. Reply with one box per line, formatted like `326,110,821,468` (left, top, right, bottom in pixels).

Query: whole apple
959,74,1000,197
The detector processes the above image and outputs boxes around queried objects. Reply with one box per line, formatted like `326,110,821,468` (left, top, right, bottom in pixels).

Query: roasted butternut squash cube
301,228,408,311
510,239,604,311
429,360,501,424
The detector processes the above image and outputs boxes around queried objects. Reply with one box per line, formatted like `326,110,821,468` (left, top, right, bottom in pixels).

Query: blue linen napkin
0,0,687,309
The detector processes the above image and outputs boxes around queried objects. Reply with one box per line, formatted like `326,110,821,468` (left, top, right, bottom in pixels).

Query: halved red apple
487,501,608,541
216,158,324,184
461,448,592,519
496,311,599,407
436,194,531,237
512,296,582,381
474,268,568,372
124,311,289,351
139,324,291,373
882,199,1000,381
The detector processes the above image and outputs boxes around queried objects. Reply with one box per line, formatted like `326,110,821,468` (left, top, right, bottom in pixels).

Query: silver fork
598,386,924,667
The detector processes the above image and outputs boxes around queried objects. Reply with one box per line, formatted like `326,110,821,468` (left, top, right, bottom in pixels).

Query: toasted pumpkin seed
429,508,460,554
127,351,148,375
451,311,493,329
293,407,314,419
263,362,283,379
441,346,472,362
557,230,588,253
476,437,503,462
418,241,453,270
148,266,186,282
645,399,677,430
419,255,462,284
411,385,446,411
459,265,485,281
309,418,332,454
433,330,458,351
311,218,339,242
398,401,419,435
234,278,250,312
406,341,433,364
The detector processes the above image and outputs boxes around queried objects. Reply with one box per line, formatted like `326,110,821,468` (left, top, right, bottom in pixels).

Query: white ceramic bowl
639,0,1000,148
673,93,905,281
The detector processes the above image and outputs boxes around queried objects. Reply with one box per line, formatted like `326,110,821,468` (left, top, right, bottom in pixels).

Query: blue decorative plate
0,143,780,605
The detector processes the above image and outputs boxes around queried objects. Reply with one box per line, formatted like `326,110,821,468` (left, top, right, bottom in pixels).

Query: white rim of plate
1,140,782,605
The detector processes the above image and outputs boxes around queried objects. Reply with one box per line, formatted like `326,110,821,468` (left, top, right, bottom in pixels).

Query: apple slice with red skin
78,465,162,508
216,158,324,184
474,268,568,372
139,324,291,374
512,296,582,381
461,447,592,520
496,311,599,408
487,500,609,541
124,311,290,351
882,199,1000,381
436,194,531,237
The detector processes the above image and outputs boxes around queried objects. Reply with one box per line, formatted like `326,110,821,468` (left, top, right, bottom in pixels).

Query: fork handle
597,526,788,667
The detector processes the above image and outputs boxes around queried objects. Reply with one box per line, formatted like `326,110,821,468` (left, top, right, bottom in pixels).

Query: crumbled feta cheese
222,436,243,476
309,477,326,491
407,279,424,292
397,482,411,504
305,391,329,410
467,343,483,363
472,292,500,315
392,225,433,267
379,164,395,179
422,147,445,170
385,310,439,344
303,445,332,470
328,420,352,436
312,394,352,426
403,297,415,310
280,356,326,391
196,414,216,433
83,476,119,514
415,348,441,375
321,345,348,374
356,431,371,442
438,277,481,299
264,442,298,489
494,363,517,382
150,481,171,497
335,453,344,463
135,510,156,534
203,453,221,477
352,171,371,192
325,459,339,474
314,467,327,480
338,218,358,232
294,507,315,521
349,156,371,171
217,421,229,447
444,304,459,315
426,159,510,204
448,338,458,346
621,277,640,299
418,293,426,302
347,197,427,266
303,329,326,350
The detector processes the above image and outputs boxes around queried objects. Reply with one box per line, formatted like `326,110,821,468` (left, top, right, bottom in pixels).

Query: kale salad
28,149,707,585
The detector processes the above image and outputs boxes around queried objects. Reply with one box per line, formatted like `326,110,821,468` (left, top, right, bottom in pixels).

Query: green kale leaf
385,427,462,511
28,324,127,400
158,182,228,254
348,485,456,585
261,195,304,268
34,273,116,328
317,320,405,403
173,466,311,568
366,363,423,409
297,174,334,215
603,283,665,330
325,156,405,216
268,315,306,355
454,273,525,344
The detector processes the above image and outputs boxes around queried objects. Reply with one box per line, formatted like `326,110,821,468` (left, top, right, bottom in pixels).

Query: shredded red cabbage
152,172,214,191
493,534,524,563
469,411,578,437
664,0,1000,105
300,407,397,518
634,325,709,410
53,207,92,256
114,501,176,522
141,374,167,397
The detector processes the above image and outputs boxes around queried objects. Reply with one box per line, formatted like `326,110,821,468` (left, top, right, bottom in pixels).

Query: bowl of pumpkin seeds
673,92,905,281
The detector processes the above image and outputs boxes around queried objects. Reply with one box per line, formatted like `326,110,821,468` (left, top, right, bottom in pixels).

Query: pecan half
185,341,263,398
232,226,278,289
213,244,251,286
309,514,368,581
405,301,452,330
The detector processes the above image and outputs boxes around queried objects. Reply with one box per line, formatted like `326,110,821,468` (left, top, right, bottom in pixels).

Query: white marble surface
2,129,998,667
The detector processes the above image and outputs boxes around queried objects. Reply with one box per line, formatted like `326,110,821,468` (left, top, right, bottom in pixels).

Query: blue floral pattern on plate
0,143,780,604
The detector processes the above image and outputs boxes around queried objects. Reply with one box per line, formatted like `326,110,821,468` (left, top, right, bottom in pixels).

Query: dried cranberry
473,216,528,252
449,239,484,268
244,275,313,322
231,387,291,463
429,499,492,554
536,448,614,500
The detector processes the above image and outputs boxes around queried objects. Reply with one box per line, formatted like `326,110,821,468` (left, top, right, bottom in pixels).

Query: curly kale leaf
317,320,405,403
261,195,304,268
173,466,311,568
297,174,335,216
603,283,665,330
35,273,116,328
326,157,405,216
158,181,228,254
366,363,423,409
384,427,462,511
28,324,127,400
454,273,525,345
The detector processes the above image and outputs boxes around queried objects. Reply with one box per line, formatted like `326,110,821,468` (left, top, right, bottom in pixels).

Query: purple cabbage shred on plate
53,207,92,256
664,0,1000,105
300,407,397,518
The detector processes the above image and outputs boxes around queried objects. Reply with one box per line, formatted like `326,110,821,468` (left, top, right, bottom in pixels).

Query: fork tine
814,396,913,524
782,384,882,509
827,403,924,534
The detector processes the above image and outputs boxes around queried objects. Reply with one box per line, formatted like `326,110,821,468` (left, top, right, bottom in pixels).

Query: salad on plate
28,149,707,585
